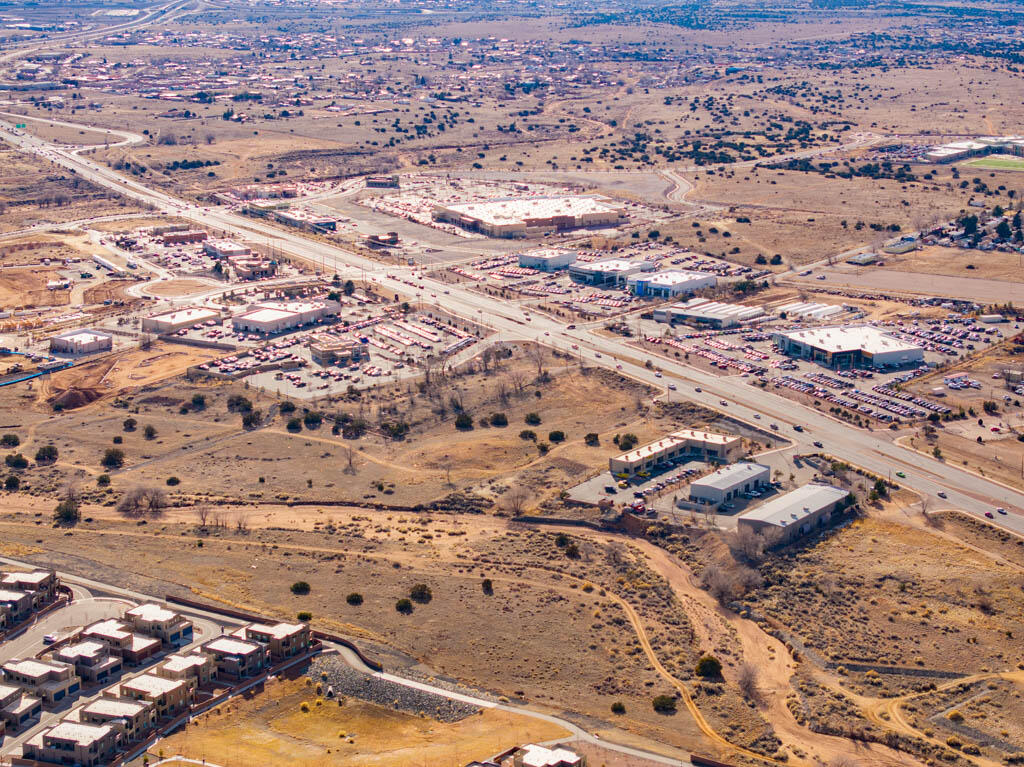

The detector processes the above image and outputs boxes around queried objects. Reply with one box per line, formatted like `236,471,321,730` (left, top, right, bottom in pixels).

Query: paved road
0,597,128,663
0,118,1021,536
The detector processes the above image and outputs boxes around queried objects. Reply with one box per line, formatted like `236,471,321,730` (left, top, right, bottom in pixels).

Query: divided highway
0,116,1020,535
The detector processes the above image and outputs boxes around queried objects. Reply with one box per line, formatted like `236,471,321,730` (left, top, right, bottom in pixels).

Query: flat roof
84,619,131,640
572,258,645,273
519,248,575,261
0,587,28,602
1,570,52,585
205,636,261,655
161,653,208,672
147,306,220,325
691,462,769,491
44,721,112,745
84,697,149,717
121,674,184,696
235,307,294,323
56,640,108,659
775,325,922,356
52,329,112,343
126,603,179,623
441,196,617,226
614,429,739,464
668,298,764,320
2,658,66,677
631,270,714,286
248,622,305,640
740,484,848,527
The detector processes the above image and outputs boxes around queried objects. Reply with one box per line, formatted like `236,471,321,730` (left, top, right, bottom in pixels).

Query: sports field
961,153,1024,171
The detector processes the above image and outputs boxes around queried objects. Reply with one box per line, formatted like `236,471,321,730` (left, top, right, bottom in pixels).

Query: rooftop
84,619,131,641
43,721,113,746
126,603,179,623
1,570,52,586
205,636,262,656
572,258,645,273
235,307,294,324
691,462,770,491
614,429,739,463
247,622,305,640
440,196,618,226
56,640,108,660
776,325,922,356
2,658,67,677
147,306,220,325
160,654,208,673
121,674,185,697
631,270,713,286
84,697,149,718
740,484,849,528
51,329,112,344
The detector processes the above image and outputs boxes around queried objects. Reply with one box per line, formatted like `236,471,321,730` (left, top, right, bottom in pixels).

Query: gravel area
311,654,481,723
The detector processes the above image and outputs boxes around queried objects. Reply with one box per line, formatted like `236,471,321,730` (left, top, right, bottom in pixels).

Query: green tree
695,655,723,678
35,445,58,463
455,413,473,430
652,695,677,713
290,581,311,595
396,598,413,614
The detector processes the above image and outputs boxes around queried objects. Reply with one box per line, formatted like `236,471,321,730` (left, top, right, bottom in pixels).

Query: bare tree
526,343,546,378
737,663,760,702
117,486,167,518
195,505,211,528
344,445,358,475
507,369,527,395
235,510,250,533
439,455,454,488
503,487,530,517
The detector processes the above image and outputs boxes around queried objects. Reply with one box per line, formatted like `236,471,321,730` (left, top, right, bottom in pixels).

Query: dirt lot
35,342,221,411
82,279,141,304
144,277,216,297
879,246,1024,283
144,674,568,767
0,266,70,308
0,232,92,266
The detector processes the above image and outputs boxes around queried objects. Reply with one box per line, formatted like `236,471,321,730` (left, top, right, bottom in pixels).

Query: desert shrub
519,429,536,441
611,701,626,714
490,412,508,427
346,593,363,605
455,413,473,430
584,432,600,446
297,611,312,621
143,424,157,439
35,445,58,463
290,581,311,595
482,578,493,595
652,694,677,713
409,583,432,603
4,453,27,469
166,476,180,486
396,598,413,614
102,448,125,468
122,417,137,431
279,400,296,414
695,655,723,678
286,417,302,432
303,411,322,428
4,474,19,491
548,430,566,443
116,486,166,517
524,412,541,425
0,434,19,447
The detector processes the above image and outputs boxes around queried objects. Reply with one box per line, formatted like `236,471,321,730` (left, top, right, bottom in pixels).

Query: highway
0,115,1021,537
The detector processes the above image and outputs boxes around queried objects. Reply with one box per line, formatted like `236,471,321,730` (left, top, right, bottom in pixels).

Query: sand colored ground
0,267,70,308
149,675,568,767
144,278,218,298
877,245,1024,283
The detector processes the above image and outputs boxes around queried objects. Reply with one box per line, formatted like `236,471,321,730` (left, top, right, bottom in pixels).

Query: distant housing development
772,325,924,369
434,196,624,238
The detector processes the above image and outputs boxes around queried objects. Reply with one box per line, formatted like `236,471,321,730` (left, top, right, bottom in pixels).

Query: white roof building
772,325,923,369
142,306,221,334
653,298,764,328
738,483,849,543
627,270,717,298
49,329,113,355
689,462,771,505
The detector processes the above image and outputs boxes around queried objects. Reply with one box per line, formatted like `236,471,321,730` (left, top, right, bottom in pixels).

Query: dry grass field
0,267,70,308
149,675,568,767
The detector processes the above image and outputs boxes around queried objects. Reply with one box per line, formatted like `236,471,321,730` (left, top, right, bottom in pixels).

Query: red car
984,511,994,519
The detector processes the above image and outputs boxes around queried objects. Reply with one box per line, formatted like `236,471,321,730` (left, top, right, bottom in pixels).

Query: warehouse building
609,429,743,475
737,483,850,543
627,270,717,298
517,248,577,271
232,299,340,334
689,462,770,506
434,196,624,238
142,307,222,334
203,239,251,259
49,329,113,355
653,298,764,329
772,325,923,369
569,258,654,287
774,301,844,321
160,230,207,246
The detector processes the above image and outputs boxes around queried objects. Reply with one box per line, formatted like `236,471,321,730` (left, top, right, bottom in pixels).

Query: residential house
0,659,80,705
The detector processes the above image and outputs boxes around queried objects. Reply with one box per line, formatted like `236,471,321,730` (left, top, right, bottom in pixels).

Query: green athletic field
961,154,1024,171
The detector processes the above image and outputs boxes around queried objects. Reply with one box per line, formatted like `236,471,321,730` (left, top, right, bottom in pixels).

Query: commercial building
434,196,624,238
924,136,1024,163
609,429,743,475
652,298,764,329
774,301,844,321
49,329,113,355
202,636,269,680
232,299,340,334
161,230,207,245
569,258,654,287
274,208,337,233
53,641,122,684
80,697,156,741
203,239,251,259
1,659,80,705
142,306,221,334
772,325,924,369
124,603,194,647
240,622,312,662
229,254,276,279
365,175,400,188
113,674,193,718
689,462,770,505
308,334,366,364
21,721,121,767
846,252,879,265
517,248,577,271
627,270,717,298
737,483,850,543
